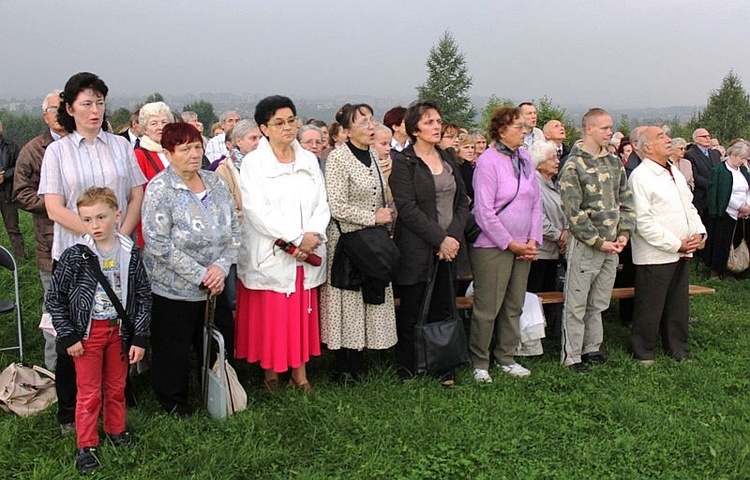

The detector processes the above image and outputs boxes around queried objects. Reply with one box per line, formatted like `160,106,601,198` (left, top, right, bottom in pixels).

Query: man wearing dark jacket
685,127,722,217
0,120,24,259
13,89,67,370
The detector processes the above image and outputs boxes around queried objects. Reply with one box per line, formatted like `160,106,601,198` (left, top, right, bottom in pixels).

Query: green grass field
1,212,748,479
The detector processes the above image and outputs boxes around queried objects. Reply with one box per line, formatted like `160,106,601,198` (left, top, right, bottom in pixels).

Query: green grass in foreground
1,212,749,479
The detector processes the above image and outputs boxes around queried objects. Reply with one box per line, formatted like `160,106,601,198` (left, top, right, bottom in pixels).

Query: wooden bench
454,285,716,310
395,285,715,310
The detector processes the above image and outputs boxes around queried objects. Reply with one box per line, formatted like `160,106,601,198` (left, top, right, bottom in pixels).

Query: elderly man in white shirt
628,126,706,366
204,110,240,162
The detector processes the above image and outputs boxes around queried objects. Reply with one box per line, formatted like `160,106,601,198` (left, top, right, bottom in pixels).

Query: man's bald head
639,126,672,164
542,120,566,144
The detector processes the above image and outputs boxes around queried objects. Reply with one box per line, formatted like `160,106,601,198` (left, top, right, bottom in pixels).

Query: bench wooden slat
395,285,714,310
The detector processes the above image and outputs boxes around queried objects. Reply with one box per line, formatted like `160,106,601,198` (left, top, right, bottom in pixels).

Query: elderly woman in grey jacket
142,122,239,416
526,141,568,338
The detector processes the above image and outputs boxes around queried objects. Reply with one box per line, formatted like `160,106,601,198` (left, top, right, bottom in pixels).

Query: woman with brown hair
469,107,542,382
389,99,469,385
320,104,397,384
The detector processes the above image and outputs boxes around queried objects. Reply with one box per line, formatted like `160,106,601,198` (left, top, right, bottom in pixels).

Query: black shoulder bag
330,159,400,303
81,246,132,331
414,260,470,375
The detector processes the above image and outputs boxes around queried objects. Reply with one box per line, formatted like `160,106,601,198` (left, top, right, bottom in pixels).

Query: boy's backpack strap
80,245,131,326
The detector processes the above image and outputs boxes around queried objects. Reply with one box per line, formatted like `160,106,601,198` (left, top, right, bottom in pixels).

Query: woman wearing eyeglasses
670,138,695,191
319,103,397,384
468,107,542,383
235,95,330,393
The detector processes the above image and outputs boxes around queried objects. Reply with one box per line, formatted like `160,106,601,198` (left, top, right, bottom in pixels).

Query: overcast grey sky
1,0,746,108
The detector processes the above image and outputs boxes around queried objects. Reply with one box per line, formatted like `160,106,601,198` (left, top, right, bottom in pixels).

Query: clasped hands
600,235,628,254
437,236,460,261
293,232,324,261
508,239,539,261
678,233,705,254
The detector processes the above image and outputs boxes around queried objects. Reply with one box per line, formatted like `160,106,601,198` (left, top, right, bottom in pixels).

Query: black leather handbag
414,260,470,375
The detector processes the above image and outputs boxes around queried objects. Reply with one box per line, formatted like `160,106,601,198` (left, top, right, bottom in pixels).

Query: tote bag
414,261,470,374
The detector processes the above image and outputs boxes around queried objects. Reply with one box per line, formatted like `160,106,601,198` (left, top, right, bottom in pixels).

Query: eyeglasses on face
352,119,376,129
267,117,301,129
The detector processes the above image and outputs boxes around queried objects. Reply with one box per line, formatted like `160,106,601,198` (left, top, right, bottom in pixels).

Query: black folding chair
0,245,23,361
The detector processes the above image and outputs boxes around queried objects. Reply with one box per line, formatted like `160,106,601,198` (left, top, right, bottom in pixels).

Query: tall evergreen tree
145,92,165,103
699,70,750,144
417,30,476,127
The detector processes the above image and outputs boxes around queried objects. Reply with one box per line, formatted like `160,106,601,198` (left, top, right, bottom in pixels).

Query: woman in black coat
388,100,469,385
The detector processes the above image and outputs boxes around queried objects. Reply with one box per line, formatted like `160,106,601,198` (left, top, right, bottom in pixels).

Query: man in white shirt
117,109,143,148
628,126,706,366
519,102,544,150
204,110,240,162
383,106,409,153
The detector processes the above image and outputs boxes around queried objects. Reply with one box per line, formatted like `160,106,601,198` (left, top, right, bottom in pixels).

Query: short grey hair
631,126,648,153
231,119,259,143
42,89,62,111
726,140,750,159
220,110,239,122
297,124,323,142
692,128,707,142
139,101,172,127
530,140,558,168
181,110,198,122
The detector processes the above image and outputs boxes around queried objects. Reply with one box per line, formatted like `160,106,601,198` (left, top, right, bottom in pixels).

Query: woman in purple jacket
468,107,543,383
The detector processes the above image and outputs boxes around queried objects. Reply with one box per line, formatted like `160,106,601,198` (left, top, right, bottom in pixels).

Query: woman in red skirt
235,95,330,393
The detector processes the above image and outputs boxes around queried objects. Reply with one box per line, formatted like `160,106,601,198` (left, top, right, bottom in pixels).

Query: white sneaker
500,363,531,377
473,368,493,383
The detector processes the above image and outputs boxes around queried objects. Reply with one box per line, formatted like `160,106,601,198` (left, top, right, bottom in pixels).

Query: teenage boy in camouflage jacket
558,108,636,372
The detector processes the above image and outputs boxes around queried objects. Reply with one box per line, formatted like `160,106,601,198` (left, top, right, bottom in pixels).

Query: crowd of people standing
1,70,743,472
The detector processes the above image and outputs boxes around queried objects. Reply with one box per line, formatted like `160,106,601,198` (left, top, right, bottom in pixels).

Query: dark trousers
614,243,635,325
150,294,233,414
394,261,453,379
334,348,364,375
705,215,750,275
51,260,76,425
56,350,77,424
0,200,24,258
631,260,690,360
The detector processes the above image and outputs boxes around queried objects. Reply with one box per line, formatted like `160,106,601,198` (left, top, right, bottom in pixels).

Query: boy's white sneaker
500,363,531,377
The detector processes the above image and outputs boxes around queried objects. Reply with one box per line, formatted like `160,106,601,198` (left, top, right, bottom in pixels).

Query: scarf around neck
495,141,529,178
139,134,163,153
